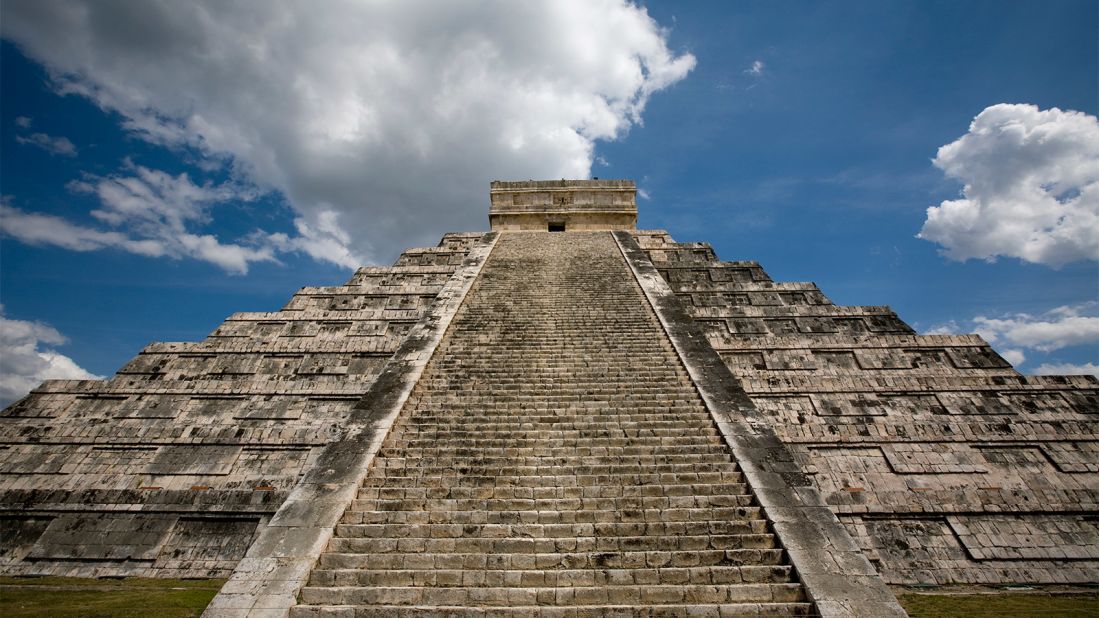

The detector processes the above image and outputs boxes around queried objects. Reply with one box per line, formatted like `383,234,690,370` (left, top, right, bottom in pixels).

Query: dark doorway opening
548,223,566,232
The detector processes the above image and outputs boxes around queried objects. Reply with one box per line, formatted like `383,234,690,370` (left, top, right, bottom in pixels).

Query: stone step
419,362,686,370
428,347,682,353
395,403,703,411
308,565,794,587
350,495,757,513
290,603,814,617
343,507,767,526
416,377,691,385
387,428,723,440
415,363,688,370
386,426,724,437
354,484,753,501
296,583,807,607
407,392,699,400
403,394,702,404
389,418,719,428
444,334,667,339
317,549,788,571
359,477,746,488
367,471,745,483
391,414,717,424
375,448,732,460
361,472,747,486
398,407,703,414
433,350,677,357
377,450,733,461
382,436,729,448
394,407,705,417
332,520,770,539
431,354,681,361
325,533,779,555
433,348,678,353
400,403,704,411
408,390,696,398
375,456,737,466
417,377,690,386
420,368,687,377
431,349,677,356
379,445,735,458
392,421,714,430
362,472,747,488
407,392,699,401
373,456,740,471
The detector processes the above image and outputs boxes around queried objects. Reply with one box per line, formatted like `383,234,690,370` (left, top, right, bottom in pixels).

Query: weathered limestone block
0,234,483,578
29,513,177,561
488,179,637,231
638,230,1099,586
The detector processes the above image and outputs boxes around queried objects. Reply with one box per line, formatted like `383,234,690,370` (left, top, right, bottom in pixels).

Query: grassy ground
2,578,1097,617
0,577,225,618
898,589,1099,617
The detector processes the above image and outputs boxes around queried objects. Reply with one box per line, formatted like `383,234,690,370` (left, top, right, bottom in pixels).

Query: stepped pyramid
1,180,1096,616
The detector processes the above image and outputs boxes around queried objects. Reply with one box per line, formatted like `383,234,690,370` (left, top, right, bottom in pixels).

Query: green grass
3,578,1098,617
0,577,225,617
899,591,1099,617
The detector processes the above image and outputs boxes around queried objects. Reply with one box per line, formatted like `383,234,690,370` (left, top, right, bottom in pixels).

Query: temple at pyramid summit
1,179,1096,616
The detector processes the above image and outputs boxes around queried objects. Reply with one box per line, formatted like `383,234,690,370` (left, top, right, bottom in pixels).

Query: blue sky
1,0,1097,405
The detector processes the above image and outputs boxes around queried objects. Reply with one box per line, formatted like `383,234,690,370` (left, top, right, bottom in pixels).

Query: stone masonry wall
3,216,1095,592
633,230,1099,587
0,232,486,579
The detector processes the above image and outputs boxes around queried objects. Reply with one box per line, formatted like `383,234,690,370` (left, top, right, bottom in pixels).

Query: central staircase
292,232,812,616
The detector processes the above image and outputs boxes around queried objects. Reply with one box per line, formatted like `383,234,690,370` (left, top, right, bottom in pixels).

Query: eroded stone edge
613,231,907,618
202,231,500,618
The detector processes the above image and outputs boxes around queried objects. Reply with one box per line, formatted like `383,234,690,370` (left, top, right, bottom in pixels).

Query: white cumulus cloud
1032,362,1099,378
1,0,695,263
1,164,288,274
922,302,1099,373
15,132,77,156
922,320,961,336
0,307,102,408
1,197,160,255
918,103,1099,267
972,302,1099,352
999,348,1026,366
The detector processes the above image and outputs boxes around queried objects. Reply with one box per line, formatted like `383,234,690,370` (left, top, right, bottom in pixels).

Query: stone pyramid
1,180,1095,616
